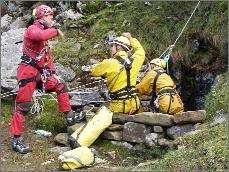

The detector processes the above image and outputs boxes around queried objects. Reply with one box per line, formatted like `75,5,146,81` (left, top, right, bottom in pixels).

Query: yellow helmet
112,36,131,51
150,58,167,69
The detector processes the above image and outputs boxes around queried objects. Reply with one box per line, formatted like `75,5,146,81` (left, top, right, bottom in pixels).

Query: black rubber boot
65,110,86,126
68,136,81,149
11,137,32,154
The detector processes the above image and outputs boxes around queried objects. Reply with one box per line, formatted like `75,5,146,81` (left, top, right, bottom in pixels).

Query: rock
75,43,82,50
81,65,94,72
1,14,13,29
111,141,134,149
145,133,159,148
166,124,195,139
102,131,123,141
67,122,86,135
55,63,76,82
54,133,69,146
123,122,152,143
126,112,174,127
93,43,100,49
112,113,128,124
10,17,27,29
60,9,83,20
107,151,116,159
153,126,163,133
210,109,226,127
41,159,55,165
174,110,207,124
48,146,71,154
1,28,25,91
89,58,100,65
107,124,123,131
158,138,177,149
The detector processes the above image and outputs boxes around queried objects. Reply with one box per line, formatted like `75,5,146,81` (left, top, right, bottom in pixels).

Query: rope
159,1,200,59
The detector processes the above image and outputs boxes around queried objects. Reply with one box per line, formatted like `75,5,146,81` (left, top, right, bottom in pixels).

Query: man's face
43,15,54,28
110,44,117,57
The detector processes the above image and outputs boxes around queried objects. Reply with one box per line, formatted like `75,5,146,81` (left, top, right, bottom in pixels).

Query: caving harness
149,70,177,114
108,56,139,114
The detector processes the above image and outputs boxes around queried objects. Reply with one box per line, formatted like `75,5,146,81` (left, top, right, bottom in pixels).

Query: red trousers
9,64,71,136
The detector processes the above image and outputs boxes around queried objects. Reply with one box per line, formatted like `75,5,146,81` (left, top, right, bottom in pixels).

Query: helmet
33,5,54,18
112,36,131,51
150,58,166,69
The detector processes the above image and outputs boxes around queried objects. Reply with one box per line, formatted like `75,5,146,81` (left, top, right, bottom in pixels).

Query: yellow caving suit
136,69,184,114
91,38,145,114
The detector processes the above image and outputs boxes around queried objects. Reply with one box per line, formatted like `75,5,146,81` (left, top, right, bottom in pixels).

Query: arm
122,32,145,61
91,59,110,77
27,25,58,41
136,71,155,96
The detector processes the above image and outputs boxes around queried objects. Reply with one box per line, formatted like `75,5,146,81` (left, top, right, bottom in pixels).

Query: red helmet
33,5,54,18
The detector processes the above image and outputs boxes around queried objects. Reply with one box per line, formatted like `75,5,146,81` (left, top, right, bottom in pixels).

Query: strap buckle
23,57,32,64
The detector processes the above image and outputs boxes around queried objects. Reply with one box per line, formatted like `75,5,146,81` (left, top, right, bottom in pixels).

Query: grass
205,72,228,121
135,122,228,171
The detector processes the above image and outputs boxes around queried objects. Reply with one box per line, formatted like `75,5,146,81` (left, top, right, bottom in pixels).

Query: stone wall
55,110,206,149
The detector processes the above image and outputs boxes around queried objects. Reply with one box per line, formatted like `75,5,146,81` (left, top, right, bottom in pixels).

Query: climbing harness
158,1,201,73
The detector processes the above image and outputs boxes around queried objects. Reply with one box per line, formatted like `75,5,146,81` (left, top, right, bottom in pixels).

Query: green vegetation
33,97,67,134
205,72,228,120
52,1,227,76
136,123,228,171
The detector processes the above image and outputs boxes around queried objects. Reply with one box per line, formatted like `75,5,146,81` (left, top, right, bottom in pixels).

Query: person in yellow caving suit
136,58,184,115
91,32,145,114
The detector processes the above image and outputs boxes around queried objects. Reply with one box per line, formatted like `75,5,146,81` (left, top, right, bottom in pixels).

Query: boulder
110,141,134,149
158,138,178,149
102,131,122,141
123,122,152,143
10,17,27,29
54,133,69,146
55,63,76,82
145,133,159,148
153,126,164,133
1,14,13,29
107,124,123,131
67,122,86,135
210,109,226,127
1,28,25,91
112,113,128,124
174,110,207,124
59,9,83,20
166,124,195,139
127,112,174,127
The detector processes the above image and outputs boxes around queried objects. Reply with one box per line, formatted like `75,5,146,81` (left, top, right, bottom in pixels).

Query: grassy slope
52,1,227,76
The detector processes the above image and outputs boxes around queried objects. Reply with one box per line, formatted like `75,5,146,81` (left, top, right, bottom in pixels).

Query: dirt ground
1,125,120,171
0,123,119,171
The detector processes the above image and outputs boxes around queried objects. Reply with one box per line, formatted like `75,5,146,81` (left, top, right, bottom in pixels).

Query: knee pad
56,83,68,94
16,102,32,115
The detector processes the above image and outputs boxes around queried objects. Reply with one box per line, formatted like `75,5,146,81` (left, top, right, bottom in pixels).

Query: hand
122,32,133,40
53,74,62,82
57,29,65,40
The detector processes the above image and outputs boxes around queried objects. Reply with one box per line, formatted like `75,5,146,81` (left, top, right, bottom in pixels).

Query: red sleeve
27,25,58,41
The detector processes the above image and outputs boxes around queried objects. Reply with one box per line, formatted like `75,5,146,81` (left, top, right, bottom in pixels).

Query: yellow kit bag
58,146,96,170
68,106,113,148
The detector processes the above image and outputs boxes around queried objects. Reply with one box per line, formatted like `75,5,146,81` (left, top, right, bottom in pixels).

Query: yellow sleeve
91,59,110,77
136,71,155,96
129,38,145,62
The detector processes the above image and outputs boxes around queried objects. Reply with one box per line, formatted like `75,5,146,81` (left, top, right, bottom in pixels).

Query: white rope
159,1,200,59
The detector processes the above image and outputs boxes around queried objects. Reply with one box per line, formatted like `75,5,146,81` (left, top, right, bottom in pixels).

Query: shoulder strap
149,70,165,108
115,56,133,91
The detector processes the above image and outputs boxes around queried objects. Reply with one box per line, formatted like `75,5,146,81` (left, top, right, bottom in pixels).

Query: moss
205,72,228,120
